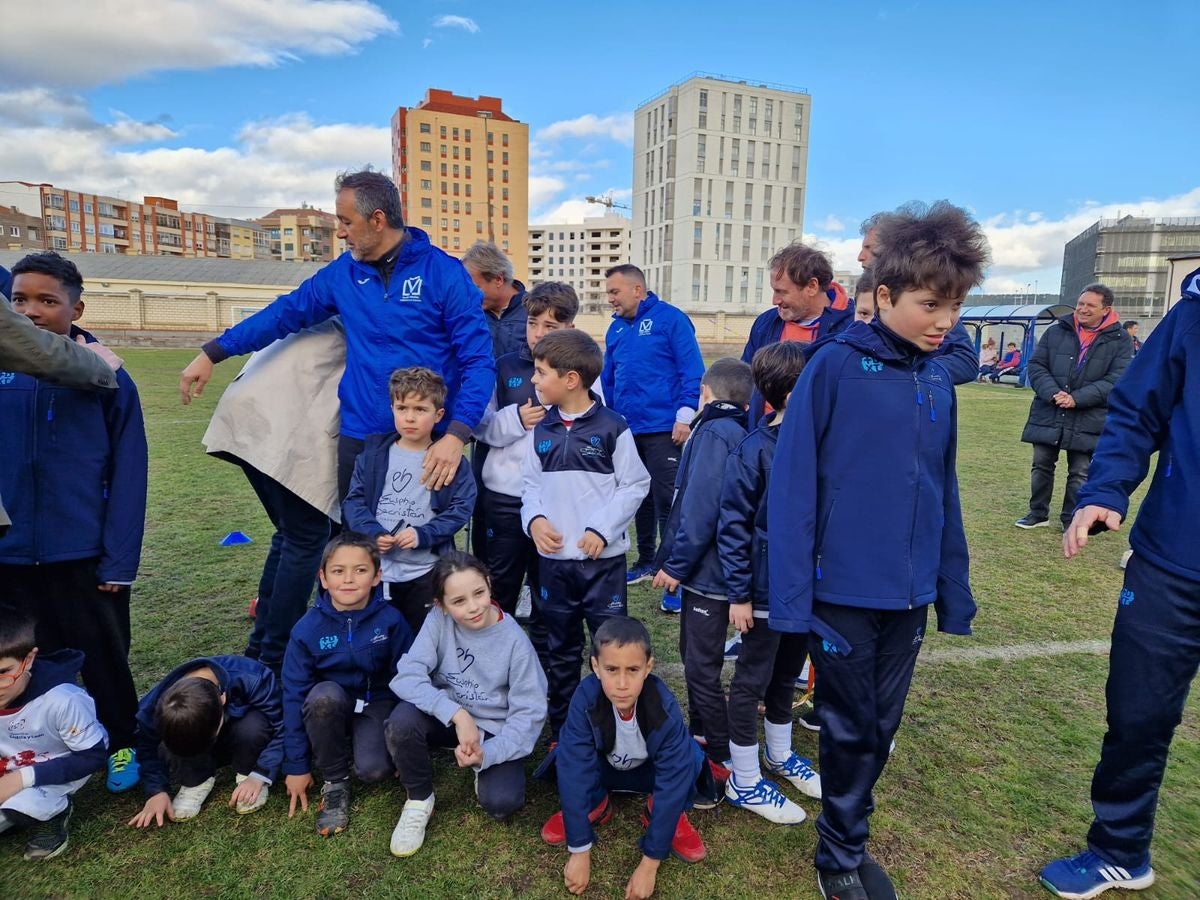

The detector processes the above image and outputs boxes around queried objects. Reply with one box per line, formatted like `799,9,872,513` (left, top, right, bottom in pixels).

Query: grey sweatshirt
390,607,548,770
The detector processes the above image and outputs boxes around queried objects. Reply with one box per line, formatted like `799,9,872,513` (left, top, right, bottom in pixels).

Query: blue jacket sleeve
672,314,705,415
135,692,169,796
215,266,339,358
245,670,285,783
280,632,317,776
661,428,733,584
341,451,386,538
417,455,477,549
935,321,980,386
642,686,699,861
557,686,604,853
32,738,107,786
935,398,975,635
439,267,496,435
717,444,761,604
97,372,148,584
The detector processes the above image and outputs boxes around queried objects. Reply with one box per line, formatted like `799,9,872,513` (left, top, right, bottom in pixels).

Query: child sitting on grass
281,532,413,836
385,551,546,858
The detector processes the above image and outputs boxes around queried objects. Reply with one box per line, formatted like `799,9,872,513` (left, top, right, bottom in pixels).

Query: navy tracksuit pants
540,555,627,737
808,601,928,873
1087,553,1200,869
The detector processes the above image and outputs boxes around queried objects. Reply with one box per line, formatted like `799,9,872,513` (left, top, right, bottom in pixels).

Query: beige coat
202,320,346,520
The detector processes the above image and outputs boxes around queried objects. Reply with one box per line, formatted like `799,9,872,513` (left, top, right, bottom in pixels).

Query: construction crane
585,194,631,211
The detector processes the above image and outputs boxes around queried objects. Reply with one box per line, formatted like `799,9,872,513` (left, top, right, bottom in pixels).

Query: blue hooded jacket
487,282,527,360
601,293,705,435
717,416,779,611
767,319,974,639
280,588,412,775
0,265,11,300
1075,266,1200,581
134,656,285,796
208,228,496,441
0,324,147,583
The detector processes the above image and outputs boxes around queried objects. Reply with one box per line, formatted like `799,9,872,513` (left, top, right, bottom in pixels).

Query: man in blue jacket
1039,266,1200,900
601,265,705,588
179,170,495,500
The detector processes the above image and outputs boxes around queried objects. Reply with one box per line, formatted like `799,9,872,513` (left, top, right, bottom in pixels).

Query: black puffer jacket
1020,316,1132,452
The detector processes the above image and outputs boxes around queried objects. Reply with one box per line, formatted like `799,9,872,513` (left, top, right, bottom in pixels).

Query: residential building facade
528,213,632,312
0,205,44,251
391,89,529,278
254,207,341,263
632,74,812,311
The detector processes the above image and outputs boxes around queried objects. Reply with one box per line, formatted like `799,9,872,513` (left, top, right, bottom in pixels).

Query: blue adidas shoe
626,563,655,585
1040,850,1154,898
660,590,681,613
106,747,140,793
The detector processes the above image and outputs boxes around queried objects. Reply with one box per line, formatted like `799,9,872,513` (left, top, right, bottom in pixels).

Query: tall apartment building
632,74,811,311
528,213,632,312
391,89,529,278
0,205,44,251
255,207,341,263
1061,215,1200,317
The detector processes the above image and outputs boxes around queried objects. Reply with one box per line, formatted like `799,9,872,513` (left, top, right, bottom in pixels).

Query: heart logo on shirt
457,647,475,673
391,470,413,494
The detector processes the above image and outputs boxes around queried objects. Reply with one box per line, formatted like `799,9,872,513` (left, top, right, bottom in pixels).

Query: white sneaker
173,776,216,820
516,585,532,619
1120,549,1133,570
725,775,806,825
234,773,269,815
764,751,822,799
390,795,435,857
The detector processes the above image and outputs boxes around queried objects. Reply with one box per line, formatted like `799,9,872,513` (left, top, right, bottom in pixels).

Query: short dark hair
525,281,579,323
533,329,603,387
155,677,223,757
1123,320,1138,330
871,201,989,303
11,251,84,304
320,531,380,573
389,366,446,409
591,616,653,661
1081,283,1115,308
335,169,404,229
854,271,874,298
1007,342,1017,348
752,342,808,412
768,243,833,291
0,604,36,660
604,264,646,287
702,357,753,407
430,550,490,605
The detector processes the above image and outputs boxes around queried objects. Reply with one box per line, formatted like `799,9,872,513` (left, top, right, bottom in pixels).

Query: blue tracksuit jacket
1076,266,1200,582
767,320,975,640
717,415,779,611
280,589,412,775
0,265,10,300
209,228,495,441
487,283,527,360
601,293,705,435
0,325,147,583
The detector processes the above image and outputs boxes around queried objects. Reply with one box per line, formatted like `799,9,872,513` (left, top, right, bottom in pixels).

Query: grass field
10,349,1200,899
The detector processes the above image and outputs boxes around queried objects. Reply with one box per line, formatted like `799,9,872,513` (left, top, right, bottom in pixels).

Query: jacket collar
827,318,928,365
614,292,660,323
691,400,747,431
543,391,604,426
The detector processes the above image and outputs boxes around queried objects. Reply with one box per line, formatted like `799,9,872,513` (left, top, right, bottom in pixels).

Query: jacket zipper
907,370,922,607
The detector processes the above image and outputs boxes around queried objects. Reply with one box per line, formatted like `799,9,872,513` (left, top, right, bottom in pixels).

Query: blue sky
1,0,1197,293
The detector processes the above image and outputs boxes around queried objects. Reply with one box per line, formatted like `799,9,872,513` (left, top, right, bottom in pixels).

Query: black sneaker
797,708,821,732
860,852,897,900
817,868,868,900
23,800,71,861
316,781,351,836
1014,514,1049,529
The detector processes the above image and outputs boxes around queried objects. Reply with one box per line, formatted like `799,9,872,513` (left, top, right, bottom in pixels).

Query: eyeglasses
0,655,32,688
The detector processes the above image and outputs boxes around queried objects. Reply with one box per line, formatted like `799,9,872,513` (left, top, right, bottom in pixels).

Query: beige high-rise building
632,74,812,311
528,213,631,312
255,207,342,262
391,89,529,279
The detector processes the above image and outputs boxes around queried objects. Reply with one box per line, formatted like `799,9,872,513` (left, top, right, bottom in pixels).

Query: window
440,144,448,156
731,139,740,176
85,202,93,214
421,216,432,226
453,146,459,159
693,178,702,216
792,188,803,225
502,133,509,147
697,135,706,173
465,165,472,178
453,165,459,177
792,146,803,182
762,143,771,178
69,198,79,212
8,225,17,237
284,227,294,235
441,163,448,176
420,141,431,152
476,222,483,234
502,187,509,201
440,125,447,138
724,182,734,220
502,152,508,165
421,198,432,208
762,185,773,221
502,205,509,217
71,221,80,233
465,129,471,141
453,219,460,230
452,127,459,140
487,150,494,163
284,242,294,252
465,201,473,214
744,183,753,220
52,237,67,250
501,223,509,236
441,218,448,229
419,122,431,134
794,104,804,140
420,159,431,171
420,179,432,190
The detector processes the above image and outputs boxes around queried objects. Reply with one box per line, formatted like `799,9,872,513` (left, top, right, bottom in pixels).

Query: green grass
11,351,1199,899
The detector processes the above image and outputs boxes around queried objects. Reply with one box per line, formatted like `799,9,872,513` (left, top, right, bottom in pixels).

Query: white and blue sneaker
764,751,822,799
724,775,806,825
723,634,743,660
1040,850,1154,898
660,590,681,613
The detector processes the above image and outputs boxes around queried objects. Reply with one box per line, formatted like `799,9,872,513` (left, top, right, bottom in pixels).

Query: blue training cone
219,531,253,546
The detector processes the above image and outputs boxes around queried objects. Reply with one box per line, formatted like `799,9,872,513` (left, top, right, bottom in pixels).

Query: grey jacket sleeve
0,300,117,390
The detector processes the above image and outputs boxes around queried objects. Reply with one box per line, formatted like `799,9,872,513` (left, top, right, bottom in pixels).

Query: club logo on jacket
537,438,552,454
370,627,388,644
821,639,842,656
401,275,423,301
1120,588,1135,606
580,434,608,459
0,372,17,385
507,376,524,388
319,635,339,650
638,319,654,336
860,357,884,374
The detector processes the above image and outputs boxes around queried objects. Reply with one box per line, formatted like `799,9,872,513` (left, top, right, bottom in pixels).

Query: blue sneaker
1040,850,1154,898
626,563,655,585
660,590,681,613
106,747,140,793
764,750,822,799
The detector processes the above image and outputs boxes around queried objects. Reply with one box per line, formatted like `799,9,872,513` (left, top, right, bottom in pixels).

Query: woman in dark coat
1015,283,1133,530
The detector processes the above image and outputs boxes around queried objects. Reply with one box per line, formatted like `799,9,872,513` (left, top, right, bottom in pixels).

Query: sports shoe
798,658,812,685
797,708,821,732
1015,514,1050,529
316,780,351,836
723,634,743,660
173,776,216,820
515,584,532,619
1039,850,1155,898
642,796,705,863
106,747,140,793
22,800,72,861
390,795,435,857
626,563,655,585
0,810,13,835
692,759,729,810
817,868,869,900
1119,549,1133,570
541,794,612,845
860,851,897,900
660,590,681,613
234,773,269,815
764,751,822,799
725,775,806,825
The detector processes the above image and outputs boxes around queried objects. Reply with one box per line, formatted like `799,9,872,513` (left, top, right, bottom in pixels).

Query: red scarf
1075,307,1119,365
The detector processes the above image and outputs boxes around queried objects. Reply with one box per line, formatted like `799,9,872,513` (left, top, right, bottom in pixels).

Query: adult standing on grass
179,169,495,501
1038,265,1200,899
1015,284,1131,531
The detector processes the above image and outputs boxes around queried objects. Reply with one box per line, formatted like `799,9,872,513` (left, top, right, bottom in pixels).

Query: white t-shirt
607,705,648,771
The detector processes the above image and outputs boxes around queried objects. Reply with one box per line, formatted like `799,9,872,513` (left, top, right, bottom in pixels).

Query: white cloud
0,0,398,88
422,38,434,49
432,14,479,32
532,188,632,225
537,113,634,146
802,232,864,274
528,176,567,210
818,214,845,233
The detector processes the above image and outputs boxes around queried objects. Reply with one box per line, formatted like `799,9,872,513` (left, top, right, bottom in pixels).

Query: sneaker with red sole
541,794,612,845
642,796,706,863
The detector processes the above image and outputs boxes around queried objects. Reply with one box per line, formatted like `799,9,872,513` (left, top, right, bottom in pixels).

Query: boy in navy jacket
652,357,752,770
343,367,477,635
768,202,987,899
1039,266,1200,899
281,533,412,837
718,341,820,825
539,617,717,899
128,656,284,828
0,251,146,795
